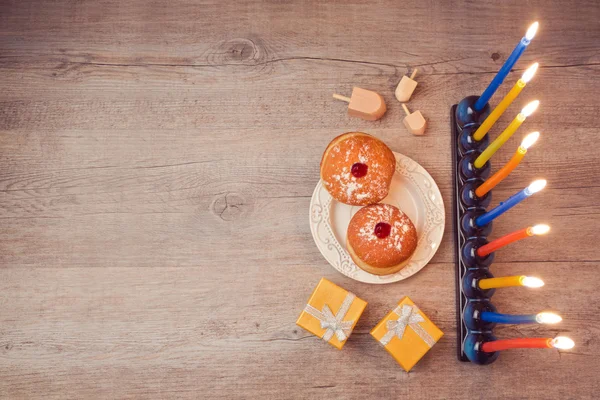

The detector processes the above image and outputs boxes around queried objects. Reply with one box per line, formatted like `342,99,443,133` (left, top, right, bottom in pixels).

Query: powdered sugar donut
346,203,417,275
320,132,395,206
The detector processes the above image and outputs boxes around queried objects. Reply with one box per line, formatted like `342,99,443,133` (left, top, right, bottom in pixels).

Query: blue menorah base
452,101,500,364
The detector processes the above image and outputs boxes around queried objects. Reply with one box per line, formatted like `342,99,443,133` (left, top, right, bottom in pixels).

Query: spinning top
333,87,386,121
395,69,419,102
402,104,427,135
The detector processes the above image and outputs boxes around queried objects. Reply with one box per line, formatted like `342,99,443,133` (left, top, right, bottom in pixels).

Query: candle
474,22,539,112
475,131,540,197
480,311,561,324
474,100,539,169
476,224,549,257
481,336,574,353
475,179,546,227
473,63,539,141
478,275,544,290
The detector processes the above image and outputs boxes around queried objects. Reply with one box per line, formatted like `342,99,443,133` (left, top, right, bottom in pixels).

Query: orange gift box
296,278,367,350
370,296,443,371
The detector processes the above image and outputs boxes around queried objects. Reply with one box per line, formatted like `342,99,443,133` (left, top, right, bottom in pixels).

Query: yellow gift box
296,278,367,350
370,296,443,371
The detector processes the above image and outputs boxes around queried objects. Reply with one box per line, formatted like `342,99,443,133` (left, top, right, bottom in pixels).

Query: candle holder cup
460,210,493,238
462,270,496,299
464,301,498,331
459,151,491,181
460,179,492,209
461,237,495,269
459,125,490,153
463,332,500,365
455,95,491,129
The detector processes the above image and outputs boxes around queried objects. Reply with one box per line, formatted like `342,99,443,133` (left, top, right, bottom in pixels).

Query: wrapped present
371,296,443,371
296,278,367,350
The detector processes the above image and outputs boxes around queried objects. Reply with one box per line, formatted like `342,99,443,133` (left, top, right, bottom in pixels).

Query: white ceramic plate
309,152,445,284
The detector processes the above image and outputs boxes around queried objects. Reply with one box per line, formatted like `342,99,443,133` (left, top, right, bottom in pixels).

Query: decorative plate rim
309,151,445,284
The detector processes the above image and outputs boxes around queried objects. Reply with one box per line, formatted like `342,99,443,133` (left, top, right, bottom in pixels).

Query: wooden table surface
1,1,599,398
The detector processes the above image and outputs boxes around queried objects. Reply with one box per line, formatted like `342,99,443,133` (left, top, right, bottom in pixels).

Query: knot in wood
208,38,262,65
211,192,247,221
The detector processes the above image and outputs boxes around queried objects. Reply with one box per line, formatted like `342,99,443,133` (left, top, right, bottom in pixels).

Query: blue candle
481,312,536,324
481,311,562,325
475,179,546,227
474,22,539,112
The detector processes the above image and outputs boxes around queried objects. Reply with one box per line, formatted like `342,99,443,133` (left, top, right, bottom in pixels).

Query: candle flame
526,179,547,195
521,63,539,83
526,22,539,40
531,224,550,235
551,337,574,350
535,312,562,324
521,276,545,288
521,100,540,117
521,131,540,149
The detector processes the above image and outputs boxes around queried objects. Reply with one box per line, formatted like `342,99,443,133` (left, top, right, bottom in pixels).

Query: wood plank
0,264,597,398
1,1,599,70
0,186,598,268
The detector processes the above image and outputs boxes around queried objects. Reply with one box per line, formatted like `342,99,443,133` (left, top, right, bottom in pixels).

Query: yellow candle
473,63,538,141
474,100,539,169
475,131,540,197
478,275,544,290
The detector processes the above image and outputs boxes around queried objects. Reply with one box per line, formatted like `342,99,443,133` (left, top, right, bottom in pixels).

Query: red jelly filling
374,222,391,239
351,162,368,178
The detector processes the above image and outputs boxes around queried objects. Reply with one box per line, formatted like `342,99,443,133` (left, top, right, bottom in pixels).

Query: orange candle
476,224,549,257
481,337,574,353
475,131,539,198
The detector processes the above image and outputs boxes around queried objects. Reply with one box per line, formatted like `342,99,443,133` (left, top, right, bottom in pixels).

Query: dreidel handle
333,94,351,103
402,103,411,116
410,69,418,80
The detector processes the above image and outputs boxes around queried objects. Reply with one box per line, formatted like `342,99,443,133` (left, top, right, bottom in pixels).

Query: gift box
370,296,443,371
296,278,367,350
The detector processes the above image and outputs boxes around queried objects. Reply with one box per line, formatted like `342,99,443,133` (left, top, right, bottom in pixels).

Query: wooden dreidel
332,87,386,121
402,104,427,135
395,69,419,102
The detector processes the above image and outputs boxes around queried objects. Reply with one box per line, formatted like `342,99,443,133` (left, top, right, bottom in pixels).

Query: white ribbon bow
303,292,356,342
379,304,435,347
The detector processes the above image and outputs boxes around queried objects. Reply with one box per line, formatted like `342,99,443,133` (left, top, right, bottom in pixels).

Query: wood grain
1,0,599,398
